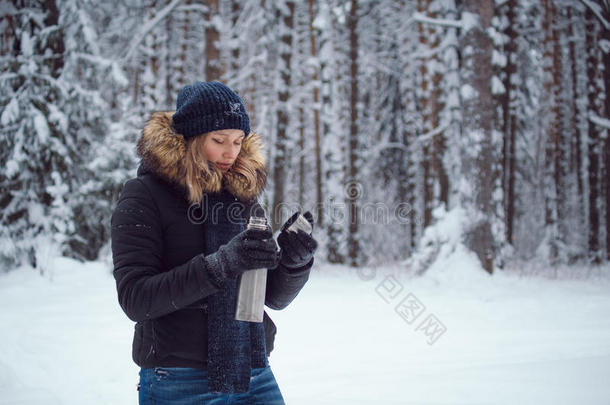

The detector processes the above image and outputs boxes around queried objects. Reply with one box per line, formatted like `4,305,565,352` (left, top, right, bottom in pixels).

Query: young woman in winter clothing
111,81,318,404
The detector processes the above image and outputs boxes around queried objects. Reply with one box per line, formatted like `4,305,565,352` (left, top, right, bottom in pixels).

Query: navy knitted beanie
172,81,251,138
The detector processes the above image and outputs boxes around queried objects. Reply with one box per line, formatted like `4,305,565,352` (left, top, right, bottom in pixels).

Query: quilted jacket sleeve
111,178,220,322
264,255,313,310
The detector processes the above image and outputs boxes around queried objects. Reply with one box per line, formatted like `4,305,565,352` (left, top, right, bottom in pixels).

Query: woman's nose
224,145,239,158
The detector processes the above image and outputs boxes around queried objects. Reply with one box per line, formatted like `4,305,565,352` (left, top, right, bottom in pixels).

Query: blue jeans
138,366,286,404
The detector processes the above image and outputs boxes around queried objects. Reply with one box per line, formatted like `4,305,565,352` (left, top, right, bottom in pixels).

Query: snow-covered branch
579,0,610,30
589,113,610,129
372,142,409,155
122,0,184,62
176,4,208,14
413,11,463,29
0,72,20,83
368,124,450,158
412,123,450,146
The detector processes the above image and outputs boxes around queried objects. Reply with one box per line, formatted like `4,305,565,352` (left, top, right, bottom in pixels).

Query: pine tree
318,0,347,264
459,0,496,273
584,5,604,263
417,0,448,228
566,3,588,262
347,0,362,266
308,0,323,229
497,0,518,247
204,0,222,80
271,0,296,231
0,0,122,270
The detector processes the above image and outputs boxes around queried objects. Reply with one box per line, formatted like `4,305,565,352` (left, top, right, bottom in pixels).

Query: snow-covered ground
1,255,609,405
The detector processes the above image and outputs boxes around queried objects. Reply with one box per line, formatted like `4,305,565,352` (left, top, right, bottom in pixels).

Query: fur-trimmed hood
136,111,267,203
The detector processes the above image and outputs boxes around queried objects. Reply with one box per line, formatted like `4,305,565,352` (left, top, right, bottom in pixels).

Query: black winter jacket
111,112,312,368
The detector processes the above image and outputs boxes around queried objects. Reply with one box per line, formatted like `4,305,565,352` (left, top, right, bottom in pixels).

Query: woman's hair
184,133,260,204
184,134,222,205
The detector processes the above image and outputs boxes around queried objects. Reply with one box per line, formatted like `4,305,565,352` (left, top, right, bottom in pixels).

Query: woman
111,81,318,404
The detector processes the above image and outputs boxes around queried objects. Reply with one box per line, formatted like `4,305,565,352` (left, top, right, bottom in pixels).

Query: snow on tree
0,0,129,271
2,0,609,274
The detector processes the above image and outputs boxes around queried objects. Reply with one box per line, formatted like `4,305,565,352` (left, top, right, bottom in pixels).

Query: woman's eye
234,142,242,146
213,139,223,144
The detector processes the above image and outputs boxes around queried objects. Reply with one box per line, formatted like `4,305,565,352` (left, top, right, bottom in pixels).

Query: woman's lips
217,163,232,169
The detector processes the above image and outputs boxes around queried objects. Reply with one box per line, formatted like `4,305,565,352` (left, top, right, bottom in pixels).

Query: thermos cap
248,216,267,230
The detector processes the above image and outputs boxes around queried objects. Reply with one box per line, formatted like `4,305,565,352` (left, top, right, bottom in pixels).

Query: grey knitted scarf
204,189,266,393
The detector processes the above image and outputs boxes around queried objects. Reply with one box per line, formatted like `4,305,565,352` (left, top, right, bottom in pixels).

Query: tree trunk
309,0,323,228
205,0,221,81
606,115,610,261
417,0,448,227
230,0,241,75
176,0,189,93
604,116,610,260
502,0,517,245
418,0,432,227
568,6,585,245
347,0,360,266
542,0,565,263
552,8,567,261
298,104,305,206
602,5,610,261
42,0,64,77
541,0,558,262
585,8,601,264
140,2,159,112
460,0,495,274
320,5,343,263
164,12,174,106
271,0,295,231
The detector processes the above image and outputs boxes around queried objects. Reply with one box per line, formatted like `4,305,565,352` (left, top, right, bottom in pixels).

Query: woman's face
202,129,245,172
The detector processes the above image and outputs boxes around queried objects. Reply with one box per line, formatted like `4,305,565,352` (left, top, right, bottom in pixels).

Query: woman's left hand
277,211,318,269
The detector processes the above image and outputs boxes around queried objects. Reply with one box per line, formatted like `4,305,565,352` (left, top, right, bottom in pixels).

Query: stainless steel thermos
235,212,313,322
235,216,268,322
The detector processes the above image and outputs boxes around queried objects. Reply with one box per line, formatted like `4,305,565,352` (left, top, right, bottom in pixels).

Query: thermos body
235,216,268,323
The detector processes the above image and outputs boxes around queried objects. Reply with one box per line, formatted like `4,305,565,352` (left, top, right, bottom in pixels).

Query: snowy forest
1,0,609,275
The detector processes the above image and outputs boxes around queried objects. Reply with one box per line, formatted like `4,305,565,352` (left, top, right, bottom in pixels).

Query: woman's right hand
212,227,281,280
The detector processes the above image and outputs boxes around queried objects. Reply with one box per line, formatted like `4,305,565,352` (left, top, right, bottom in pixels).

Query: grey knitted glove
206,227,280,283
277,211,318,269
